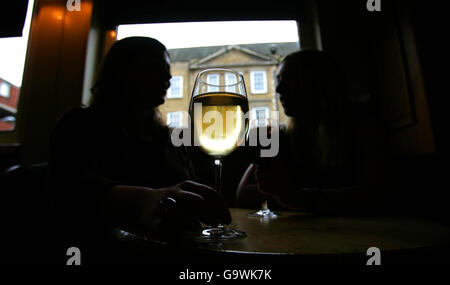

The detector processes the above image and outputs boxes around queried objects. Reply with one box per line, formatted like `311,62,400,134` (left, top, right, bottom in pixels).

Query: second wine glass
248,161,277,219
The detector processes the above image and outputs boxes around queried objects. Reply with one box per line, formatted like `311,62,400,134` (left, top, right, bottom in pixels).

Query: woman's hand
103,181,231,236
152,180,232,234
235,164,264,209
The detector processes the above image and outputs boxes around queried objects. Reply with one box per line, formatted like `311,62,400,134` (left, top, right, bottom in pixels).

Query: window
0,82,10,98
206,74,220,92
250,71,268,94
252,107,270,127
117,20,300,128
225,73,237,93
167,111,183,128
167,76,183,98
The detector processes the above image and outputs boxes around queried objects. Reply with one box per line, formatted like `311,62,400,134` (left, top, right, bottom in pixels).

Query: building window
225,72,237,93
167,76,183,98
167,111,183,128
0,82,10,98
206,74,220,92
251,107,269,127
250,71,268,94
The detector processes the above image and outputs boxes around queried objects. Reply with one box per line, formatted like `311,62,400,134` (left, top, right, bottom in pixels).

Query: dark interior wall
408,1,450,154
315,0,394,206
314,0,449,219
392,0,450,221
317,0,435,156
316,0,373,103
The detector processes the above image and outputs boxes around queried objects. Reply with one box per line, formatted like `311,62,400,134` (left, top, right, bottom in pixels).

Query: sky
117,20,299,49
0,0,34,87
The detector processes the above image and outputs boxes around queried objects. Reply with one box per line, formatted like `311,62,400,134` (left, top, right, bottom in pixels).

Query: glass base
198,225,246,242
248,209,277,218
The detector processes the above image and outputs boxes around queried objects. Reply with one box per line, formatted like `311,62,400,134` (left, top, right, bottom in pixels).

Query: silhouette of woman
48,37,230,262
237,49,355,212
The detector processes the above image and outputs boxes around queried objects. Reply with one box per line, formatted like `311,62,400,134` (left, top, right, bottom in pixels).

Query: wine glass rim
196,68,244,87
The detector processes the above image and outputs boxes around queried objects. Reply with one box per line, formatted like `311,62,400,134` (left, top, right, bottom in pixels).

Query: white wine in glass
189,68,248,241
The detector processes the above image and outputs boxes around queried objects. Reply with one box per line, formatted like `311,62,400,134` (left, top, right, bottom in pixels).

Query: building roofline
168,42,299,62
189,45,278,69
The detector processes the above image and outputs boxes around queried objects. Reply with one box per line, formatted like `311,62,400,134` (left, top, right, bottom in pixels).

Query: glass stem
262,200,269,211
213,159,224,230
214,159,223,195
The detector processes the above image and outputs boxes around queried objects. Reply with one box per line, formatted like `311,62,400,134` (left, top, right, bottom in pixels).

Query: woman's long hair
90,37,166,111
89,37,168,139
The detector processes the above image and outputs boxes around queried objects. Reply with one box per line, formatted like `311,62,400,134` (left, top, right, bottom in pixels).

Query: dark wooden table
201,208,450,255
118,208,450,264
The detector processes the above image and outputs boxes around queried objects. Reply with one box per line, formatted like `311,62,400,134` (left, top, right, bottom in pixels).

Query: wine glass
189,68,248,241
248,124,277,219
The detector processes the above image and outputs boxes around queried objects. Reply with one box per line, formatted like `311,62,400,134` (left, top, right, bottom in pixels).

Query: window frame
167,75,183,99
250,70,268,94
206,73,220,92
225,72,238,93
251,107,270,127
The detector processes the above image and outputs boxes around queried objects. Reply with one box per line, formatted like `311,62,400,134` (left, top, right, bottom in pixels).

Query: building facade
0,78,19,131
159,42,299,128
